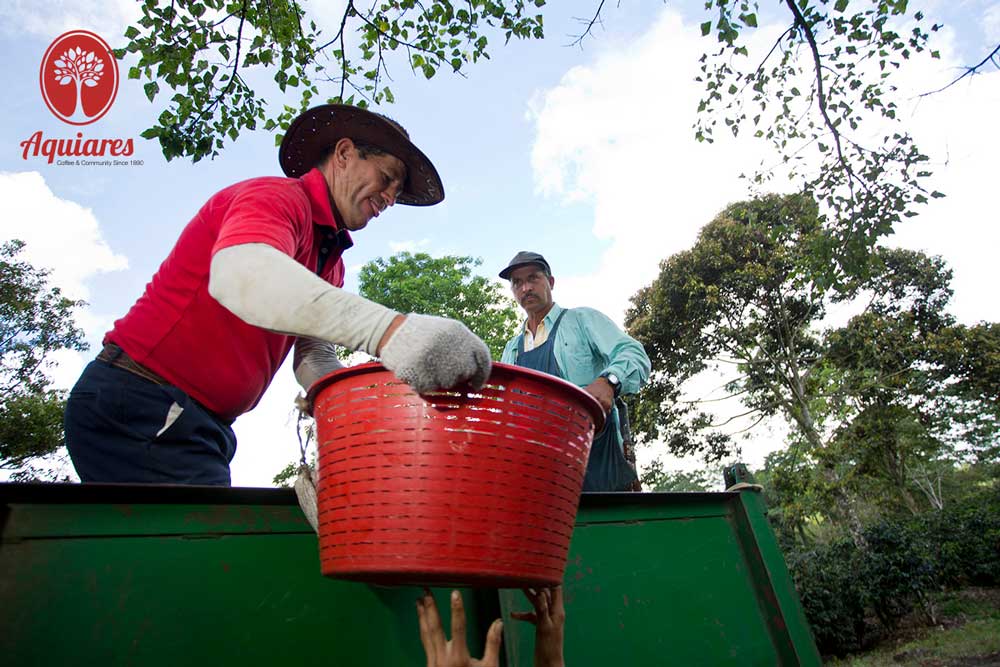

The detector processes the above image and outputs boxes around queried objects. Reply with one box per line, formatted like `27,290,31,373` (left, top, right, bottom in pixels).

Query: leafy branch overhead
118,0,546,161
120,0,994,270
694,0,949,285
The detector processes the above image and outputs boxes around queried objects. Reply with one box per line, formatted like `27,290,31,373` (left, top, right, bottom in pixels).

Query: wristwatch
601,371,622,397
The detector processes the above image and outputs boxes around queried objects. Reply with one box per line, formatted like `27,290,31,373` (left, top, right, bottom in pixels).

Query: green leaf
143,81,160,101
701,21,712,36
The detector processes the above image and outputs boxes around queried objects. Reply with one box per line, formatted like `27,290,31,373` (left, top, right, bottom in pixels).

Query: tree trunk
780,373,868,547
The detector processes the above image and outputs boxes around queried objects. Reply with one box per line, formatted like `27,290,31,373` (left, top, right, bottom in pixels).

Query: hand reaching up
509,586,566,667
416,590,503,667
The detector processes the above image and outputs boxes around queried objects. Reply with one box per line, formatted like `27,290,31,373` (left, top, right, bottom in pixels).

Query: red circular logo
39,30,119,126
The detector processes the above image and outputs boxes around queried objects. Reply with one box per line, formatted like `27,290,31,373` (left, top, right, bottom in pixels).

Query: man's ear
333,137,355,167
549,275,556,289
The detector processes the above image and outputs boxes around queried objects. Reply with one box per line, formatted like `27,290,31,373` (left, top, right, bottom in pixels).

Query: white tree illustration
52,47,106,121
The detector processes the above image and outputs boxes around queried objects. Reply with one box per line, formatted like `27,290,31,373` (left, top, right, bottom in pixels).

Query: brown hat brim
278,104,444,207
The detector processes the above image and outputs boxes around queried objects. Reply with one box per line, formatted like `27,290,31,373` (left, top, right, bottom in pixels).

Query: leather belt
96,342,233,425
97,343,170,386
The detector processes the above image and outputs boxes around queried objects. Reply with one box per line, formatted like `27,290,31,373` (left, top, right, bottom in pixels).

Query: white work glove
293,338,345,391
293,464,319,533
380,314,492,393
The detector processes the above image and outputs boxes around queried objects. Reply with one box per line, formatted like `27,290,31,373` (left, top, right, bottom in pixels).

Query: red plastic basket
306,362,604,587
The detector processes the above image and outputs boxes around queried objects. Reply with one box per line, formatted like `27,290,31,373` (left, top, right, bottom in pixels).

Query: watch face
607,373,620,386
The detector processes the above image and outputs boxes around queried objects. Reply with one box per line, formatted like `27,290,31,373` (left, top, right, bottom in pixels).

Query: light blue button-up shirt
500,303,650,394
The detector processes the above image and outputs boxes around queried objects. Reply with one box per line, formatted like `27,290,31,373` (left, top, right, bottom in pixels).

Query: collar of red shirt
301,167,354,249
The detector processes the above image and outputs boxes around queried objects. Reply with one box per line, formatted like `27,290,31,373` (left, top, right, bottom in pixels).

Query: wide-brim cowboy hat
278,104,444,206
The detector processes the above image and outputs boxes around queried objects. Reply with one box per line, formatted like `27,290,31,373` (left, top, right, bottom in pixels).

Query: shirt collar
302,167,354,243
522,303,562,333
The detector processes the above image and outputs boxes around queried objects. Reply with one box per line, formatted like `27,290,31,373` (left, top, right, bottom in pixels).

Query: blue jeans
65,360,237,485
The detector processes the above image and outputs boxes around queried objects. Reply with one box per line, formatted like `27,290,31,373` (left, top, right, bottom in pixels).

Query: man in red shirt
65,105,491,485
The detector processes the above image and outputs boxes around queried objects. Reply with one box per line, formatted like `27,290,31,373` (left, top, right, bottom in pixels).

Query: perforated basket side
311,363,602,587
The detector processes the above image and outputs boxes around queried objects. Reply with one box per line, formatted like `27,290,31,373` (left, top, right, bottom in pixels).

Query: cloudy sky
1,0,997,486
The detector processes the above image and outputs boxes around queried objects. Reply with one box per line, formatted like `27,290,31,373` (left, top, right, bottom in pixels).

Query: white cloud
0,171,129,390
528,10,788,325
0,0,140,40
0,171,128,301
984,3,1000,42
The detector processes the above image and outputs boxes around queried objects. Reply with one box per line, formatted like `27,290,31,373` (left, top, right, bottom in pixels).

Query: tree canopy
358,251,520,358
120,0,546,161
625,192,998,539
0,241,88,477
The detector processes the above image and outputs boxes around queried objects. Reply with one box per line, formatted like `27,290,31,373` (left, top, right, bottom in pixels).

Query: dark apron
514,310,638,492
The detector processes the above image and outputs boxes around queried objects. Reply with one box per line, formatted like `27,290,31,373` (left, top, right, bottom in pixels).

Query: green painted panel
0,504,491,667
501,514,782,666
1,485,818,666
3,502,309,538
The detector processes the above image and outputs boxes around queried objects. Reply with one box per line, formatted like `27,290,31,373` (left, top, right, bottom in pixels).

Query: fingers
379,314,491,392
417,590,444,659
523,587,550,618
522,586,565,626
584,381,613,413
416,595,436,666
550,586,565,618
449,590,468,656
479,618,504,667
537,588,551,617
468,348,492,391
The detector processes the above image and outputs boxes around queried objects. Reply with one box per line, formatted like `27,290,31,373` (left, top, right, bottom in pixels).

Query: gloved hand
380,314,492,393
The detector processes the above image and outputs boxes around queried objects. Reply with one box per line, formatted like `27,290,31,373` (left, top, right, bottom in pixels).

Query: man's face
327,140,407,231
509,264,555,317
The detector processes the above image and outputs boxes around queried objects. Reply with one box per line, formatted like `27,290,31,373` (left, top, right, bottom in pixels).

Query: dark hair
316,141,387,166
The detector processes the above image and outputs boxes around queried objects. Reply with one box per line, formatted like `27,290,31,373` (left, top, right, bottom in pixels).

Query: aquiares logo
21,30,137,165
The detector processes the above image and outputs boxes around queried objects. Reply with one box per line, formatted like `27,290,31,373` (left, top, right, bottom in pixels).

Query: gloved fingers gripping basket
306,362,604,588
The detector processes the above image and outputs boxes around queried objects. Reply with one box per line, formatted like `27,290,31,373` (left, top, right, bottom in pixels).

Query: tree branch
729,410,769,435
709,405,770,428
568,0,610,47
184,0,248,132
919,42,1000,97
782,0,856,188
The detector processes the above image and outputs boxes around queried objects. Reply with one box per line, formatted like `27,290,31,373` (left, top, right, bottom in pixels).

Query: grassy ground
828,589,1000,667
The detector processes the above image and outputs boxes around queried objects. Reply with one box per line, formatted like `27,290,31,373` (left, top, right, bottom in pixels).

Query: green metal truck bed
0,483,820,666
